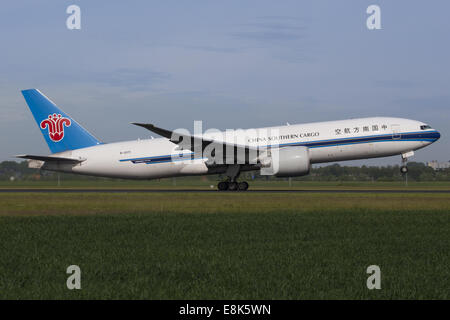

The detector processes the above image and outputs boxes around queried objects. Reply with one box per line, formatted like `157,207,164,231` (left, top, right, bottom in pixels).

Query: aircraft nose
434,130,441,142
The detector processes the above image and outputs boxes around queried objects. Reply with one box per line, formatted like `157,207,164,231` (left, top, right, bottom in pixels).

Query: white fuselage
44,117,440,179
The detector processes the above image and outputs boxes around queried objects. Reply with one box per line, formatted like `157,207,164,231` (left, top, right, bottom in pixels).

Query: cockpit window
420,125,432,130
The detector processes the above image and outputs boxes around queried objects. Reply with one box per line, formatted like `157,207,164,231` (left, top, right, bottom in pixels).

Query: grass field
2,178,450,190
0,187,449,299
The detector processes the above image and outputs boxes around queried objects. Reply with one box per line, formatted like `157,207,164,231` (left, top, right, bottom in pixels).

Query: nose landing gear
400,151,414,186
400,151,414,174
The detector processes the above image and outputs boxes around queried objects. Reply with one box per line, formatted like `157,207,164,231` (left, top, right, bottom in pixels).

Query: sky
0,0,448,166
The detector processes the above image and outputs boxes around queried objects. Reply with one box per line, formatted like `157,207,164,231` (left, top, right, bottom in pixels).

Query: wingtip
131,122,153,127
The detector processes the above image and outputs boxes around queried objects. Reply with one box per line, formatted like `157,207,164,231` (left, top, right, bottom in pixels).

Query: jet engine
259,146,311,177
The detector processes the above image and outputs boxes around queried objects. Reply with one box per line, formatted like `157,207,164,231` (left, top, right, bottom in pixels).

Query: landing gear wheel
228,181,239,191
238,181,249,191
400,165,408,174
218,181,229,191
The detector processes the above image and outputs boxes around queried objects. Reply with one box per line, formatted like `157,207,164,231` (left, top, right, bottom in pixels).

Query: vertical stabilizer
21,89,101,153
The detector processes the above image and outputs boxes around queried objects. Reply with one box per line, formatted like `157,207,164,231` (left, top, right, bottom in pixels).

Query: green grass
0,192,449,299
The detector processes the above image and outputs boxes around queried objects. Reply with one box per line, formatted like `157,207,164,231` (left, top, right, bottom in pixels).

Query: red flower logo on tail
40,114,71,142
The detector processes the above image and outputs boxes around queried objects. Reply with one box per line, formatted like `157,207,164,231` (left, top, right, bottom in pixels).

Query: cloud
90,68,171,90
174,45,240,54
228,16,313,63
231,16,307,43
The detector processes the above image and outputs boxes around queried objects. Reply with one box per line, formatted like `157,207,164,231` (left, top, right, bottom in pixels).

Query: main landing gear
218,181,249,191
217,164,249,191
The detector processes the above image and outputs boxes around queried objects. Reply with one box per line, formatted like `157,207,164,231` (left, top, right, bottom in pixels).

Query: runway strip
0,189,449,193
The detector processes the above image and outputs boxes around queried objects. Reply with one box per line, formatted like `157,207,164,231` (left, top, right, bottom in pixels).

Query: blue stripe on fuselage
119,130,440,164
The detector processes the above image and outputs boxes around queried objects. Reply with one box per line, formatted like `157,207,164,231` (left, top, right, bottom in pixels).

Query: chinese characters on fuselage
335,124,388,135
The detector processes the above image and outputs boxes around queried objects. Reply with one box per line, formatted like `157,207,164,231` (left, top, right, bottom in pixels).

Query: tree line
1,160,449,182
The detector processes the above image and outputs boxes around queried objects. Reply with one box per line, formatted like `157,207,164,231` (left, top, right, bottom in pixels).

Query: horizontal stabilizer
16,154,84,163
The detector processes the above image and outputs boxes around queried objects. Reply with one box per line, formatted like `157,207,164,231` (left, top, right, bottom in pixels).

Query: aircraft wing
16,154,84,163
132,123,260,164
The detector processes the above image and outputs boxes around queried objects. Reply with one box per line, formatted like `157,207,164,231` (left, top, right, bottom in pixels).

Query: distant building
427,160,450,170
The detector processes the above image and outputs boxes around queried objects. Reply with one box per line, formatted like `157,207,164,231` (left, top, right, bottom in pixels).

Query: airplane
17,89,441,191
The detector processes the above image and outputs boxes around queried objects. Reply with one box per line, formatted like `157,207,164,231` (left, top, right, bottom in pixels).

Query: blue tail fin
22,89,101,153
